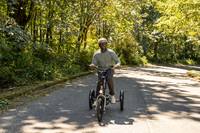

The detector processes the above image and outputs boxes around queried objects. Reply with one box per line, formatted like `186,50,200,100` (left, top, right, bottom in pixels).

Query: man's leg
107,69,115,95
107,78,115,96
96,80,101,97
107,69,116,103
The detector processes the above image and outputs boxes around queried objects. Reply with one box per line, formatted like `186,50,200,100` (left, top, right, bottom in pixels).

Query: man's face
99,42,107,51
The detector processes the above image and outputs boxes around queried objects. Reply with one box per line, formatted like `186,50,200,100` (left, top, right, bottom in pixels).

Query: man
90,38,120,103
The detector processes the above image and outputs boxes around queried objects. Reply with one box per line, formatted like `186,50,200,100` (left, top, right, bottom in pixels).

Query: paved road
0,66,200,133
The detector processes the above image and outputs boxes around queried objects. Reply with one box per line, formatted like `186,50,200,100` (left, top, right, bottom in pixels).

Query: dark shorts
97,69,113,81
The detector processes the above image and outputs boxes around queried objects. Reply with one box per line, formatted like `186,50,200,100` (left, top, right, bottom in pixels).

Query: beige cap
98,38,108,44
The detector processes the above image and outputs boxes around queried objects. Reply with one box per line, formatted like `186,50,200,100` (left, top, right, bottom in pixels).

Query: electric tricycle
89,68,124,122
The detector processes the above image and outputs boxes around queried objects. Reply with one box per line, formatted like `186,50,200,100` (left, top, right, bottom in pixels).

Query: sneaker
111,95,116,104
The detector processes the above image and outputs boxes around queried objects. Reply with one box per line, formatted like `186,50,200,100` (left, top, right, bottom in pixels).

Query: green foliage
128,0,200,64
0,99,9,109
179,59,197,65
140,56,148,65
28,57,46,80
151,0,200,63
74,50,93,70
113,33,146,65
64,64,82,75
0,19,31,87
0,66,15,87
33,46,55,63
1,0,200,90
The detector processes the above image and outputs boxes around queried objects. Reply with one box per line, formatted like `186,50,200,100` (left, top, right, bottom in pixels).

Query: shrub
113,34,146,66
74,50,93,70
0,66,15,88
185,59,196,65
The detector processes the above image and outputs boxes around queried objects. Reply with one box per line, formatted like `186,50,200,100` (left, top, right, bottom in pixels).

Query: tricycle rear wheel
89,89,95,110
120,90,124,111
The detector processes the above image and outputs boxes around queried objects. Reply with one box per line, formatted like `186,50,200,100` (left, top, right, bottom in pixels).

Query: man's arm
111,50,121,68
89,53,98,69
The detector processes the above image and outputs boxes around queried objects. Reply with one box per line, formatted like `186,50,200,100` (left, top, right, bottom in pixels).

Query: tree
7,0,35,29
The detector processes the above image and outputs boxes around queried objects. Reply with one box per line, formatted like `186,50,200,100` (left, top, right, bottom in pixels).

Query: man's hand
111,64,120,74
89,64,97,69
113,64,120,69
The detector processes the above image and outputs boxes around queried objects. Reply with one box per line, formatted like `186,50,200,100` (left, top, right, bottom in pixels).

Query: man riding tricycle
89,38,124,122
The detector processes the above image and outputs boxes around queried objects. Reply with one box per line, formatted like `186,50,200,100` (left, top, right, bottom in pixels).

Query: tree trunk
39,10,43,44
153,42,158,60
33,9,37,44
46,1,53,47
7,0,35,29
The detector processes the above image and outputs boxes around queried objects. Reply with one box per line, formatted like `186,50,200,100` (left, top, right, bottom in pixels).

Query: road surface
1,66,200,133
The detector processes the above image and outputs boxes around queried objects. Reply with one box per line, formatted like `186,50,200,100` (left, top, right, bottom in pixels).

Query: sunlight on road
140,66,187,74
117,67,200,120
22,117,68,133
21,116,94,133
0,129,5,133
1,66,200,133
118,67,199,85
116,66,200,133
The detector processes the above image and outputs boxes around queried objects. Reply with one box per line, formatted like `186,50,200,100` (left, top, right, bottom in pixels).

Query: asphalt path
1,66,200,133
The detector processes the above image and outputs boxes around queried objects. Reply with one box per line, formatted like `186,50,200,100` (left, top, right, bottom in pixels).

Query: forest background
0,0,200,89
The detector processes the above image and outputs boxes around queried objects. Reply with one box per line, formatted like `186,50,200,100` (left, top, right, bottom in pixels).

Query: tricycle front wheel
96,97,104,122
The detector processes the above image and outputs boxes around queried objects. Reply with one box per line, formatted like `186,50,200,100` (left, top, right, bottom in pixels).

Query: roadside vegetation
187,70,200,81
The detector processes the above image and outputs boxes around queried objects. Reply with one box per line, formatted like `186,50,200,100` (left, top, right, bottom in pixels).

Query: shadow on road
1,66,200,132
123,67,200,122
